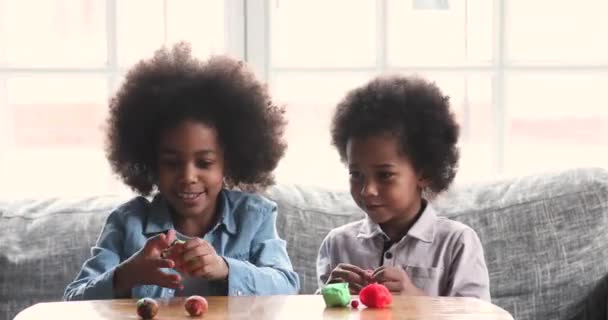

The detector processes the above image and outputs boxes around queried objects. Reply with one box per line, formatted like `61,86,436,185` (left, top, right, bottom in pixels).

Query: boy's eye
349,171,362,180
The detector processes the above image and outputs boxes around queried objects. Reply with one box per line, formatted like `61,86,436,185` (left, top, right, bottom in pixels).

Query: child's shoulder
223,189,277,215
323,219,368,242
107,195,154,221
433,215,481,245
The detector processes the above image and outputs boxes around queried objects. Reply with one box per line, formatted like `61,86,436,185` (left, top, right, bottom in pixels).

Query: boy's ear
417,176,430,189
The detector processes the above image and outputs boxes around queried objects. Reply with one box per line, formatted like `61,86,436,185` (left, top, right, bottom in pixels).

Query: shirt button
236,290,243,296
385,252,393,259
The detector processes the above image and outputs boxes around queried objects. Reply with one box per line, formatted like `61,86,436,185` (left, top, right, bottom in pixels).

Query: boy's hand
371,266,425,295
174,238,229,281
114,230,182,296
327,263,373,294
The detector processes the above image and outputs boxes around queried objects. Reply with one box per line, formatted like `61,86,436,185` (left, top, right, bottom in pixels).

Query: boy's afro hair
331,75,460,195
106,42,287,195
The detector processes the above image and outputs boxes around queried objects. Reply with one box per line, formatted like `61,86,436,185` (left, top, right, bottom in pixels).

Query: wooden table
14,295,513,320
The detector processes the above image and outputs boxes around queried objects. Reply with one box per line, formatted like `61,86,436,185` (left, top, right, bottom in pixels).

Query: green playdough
321,282,351,307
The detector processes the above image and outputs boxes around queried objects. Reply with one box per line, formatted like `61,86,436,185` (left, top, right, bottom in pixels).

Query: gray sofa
1,168,607,320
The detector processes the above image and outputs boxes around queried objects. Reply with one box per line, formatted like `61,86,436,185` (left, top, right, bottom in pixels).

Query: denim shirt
64,189,300,300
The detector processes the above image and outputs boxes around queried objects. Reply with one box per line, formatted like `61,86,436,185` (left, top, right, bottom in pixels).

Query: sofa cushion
0,196,126,320
433,168,608,320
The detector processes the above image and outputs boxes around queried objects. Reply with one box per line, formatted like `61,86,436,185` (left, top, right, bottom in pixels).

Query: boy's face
346,133,423,226
157,120,225,219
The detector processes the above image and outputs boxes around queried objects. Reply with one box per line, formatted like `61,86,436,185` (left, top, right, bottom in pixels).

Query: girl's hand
327,263,373,294
371,266,425,295
174,238,229,281
113,230,182,296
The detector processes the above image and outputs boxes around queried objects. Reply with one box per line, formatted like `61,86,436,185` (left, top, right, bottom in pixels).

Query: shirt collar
357,201,437,243
144,189,237,236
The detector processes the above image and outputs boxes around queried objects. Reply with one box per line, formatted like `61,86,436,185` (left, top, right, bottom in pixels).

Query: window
1,0,607,197
252,0,608,188
0,0,228,196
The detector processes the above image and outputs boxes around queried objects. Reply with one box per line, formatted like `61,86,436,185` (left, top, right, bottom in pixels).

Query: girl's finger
182,247,213,262
150,258,175,269
156,278,183,290
165,229,177,246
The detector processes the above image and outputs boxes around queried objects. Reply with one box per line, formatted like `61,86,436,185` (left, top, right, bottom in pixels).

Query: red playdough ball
359,283,392,308
136,298,159,319
350,299,360,308
185,295,208,316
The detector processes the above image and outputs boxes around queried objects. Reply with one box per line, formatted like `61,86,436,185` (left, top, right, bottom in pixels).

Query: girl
317,75,490,301
65,43,299,300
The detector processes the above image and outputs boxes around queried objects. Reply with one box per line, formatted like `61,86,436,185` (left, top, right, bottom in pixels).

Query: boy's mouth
364,203,385,211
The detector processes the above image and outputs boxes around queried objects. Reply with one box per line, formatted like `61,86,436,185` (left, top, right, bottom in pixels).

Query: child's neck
172,207,218,238
380,198,426,242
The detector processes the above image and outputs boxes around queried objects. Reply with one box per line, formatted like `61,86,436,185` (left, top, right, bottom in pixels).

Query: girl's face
157,120,225,218
346,133,424,226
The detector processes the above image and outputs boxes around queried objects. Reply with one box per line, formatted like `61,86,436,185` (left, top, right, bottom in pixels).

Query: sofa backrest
0,196,128,320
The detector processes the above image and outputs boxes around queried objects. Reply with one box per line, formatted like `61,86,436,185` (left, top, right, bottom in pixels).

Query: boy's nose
360,180,379,197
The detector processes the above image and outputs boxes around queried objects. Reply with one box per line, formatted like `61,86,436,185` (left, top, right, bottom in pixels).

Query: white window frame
242,0,608,178
2,0,608,189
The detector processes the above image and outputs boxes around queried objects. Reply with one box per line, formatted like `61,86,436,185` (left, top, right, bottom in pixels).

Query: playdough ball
350,299,360,308
185,295,208,316
136,298,159,319
359,283,392,308
321,282,351,307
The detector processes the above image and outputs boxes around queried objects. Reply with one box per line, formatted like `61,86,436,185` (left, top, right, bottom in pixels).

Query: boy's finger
381,280,403,293
372,268,389,282
338,263,366,275
372,266,386,278
332,269,365,286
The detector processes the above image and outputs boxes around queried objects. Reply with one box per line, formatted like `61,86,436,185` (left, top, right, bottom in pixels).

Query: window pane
509,0,608,64
118,0,224,67
505,74,608,176
270,72,373,189
1,77,115,196
0,0,106,67
270,1,376,68
400,74,495,183
387,0,492,66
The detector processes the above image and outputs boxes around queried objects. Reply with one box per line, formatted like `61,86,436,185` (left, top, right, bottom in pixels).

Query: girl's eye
195,159,213,169
159,158,179,167
378,172,395,180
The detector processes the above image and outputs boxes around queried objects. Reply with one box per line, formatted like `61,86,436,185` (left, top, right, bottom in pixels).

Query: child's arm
64,209,181,300
222,205,300,295
316,233,372,294
63,210,126,300
316,235,333,288
446,228,491,301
